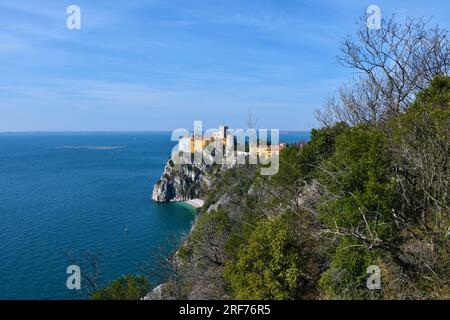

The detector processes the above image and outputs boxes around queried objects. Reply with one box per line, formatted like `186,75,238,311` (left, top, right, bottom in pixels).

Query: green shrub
319,238,383,299
92,275,150,300
224,216,304,300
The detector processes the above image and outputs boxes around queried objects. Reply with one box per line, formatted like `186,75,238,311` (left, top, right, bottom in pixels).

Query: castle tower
218,125,228,139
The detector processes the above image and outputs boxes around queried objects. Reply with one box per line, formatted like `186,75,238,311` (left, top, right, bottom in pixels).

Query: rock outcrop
206,193,231,213
152,157,217,203
148,155,243,299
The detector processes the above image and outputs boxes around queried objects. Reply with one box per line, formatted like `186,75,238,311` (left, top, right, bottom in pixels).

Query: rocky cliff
148,156,248,299
147,163,259,300
152,157,218,203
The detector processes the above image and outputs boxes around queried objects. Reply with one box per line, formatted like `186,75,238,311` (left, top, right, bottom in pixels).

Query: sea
0,131,310,299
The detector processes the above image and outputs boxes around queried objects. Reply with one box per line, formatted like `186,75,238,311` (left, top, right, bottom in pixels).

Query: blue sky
1,0,449,132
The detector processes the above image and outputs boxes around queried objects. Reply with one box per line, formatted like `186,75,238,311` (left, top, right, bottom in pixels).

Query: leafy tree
319,125,398,244
316,125,399,298
271,123,348,188
319,238,382,299
224,216,305,300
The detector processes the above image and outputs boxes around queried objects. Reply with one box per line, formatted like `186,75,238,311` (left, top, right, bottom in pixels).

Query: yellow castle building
179,125,230,153
178,125,286,157
249,143,287,158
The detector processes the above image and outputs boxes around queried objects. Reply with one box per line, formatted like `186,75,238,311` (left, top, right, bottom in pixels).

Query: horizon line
0,129,312,134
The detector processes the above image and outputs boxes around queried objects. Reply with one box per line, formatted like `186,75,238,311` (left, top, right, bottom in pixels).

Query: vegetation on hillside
94,15,449,300
92,275,150,300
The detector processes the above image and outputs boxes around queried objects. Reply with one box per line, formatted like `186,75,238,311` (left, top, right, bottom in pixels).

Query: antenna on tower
246,108,258,129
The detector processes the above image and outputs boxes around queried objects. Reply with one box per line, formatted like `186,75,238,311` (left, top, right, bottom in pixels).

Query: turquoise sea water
0,131,309,299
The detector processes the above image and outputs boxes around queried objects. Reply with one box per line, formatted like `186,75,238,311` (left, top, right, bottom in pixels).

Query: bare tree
140,234,189,299
246,108,258,129
316,14,449,126
66,250,110,298
317,76,385,126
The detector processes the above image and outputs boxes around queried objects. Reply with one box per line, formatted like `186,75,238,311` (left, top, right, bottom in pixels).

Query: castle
178,124,286,158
